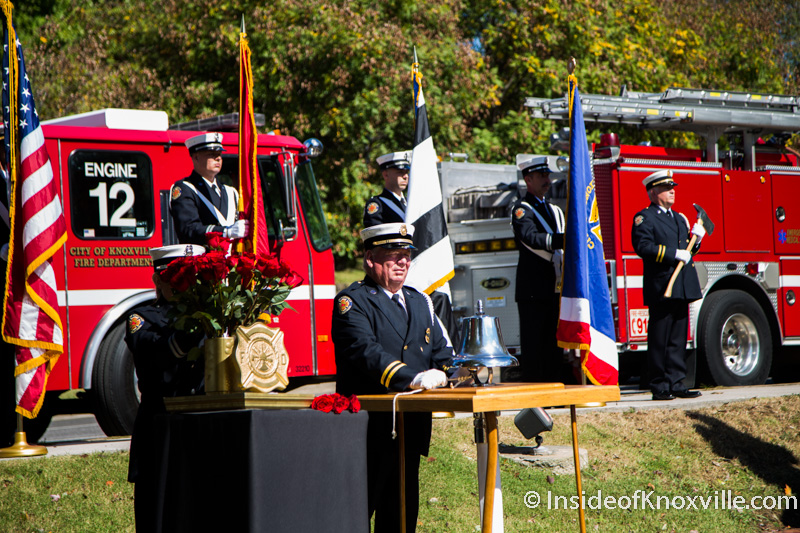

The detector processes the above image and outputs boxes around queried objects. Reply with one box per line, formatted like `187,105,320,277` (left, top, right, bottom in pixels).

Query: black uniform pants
646,299,690,393
517,294,570,383
367,413,423,533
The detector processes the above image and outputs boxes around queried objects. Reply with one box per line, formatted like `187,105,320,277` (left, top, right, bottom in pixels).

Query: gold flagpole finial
568,57,577,74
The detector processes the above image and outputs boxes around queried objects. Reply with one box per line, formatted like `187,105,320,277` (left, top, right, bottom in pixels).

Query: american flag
555,75,618,386
238,25,269,256
1,16,68,418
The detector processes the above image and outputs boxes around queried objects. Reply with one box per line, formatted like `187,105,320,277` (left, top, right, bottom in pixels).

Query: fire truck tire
91,322,139,437
698,290,772,386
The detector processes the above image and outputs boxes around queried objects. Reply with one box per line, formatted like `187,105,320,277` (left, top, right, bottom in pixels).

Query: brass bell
452,300,518,386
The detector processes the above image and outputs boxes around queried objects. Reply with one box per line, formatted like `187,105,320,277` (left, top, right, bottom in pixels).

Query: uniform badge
634,214,644,226
514,207,525,220
338,296,353,315
128,314,144,334
425,327,430,344
400,225,407,236
171,186,182,200
366,201,379,215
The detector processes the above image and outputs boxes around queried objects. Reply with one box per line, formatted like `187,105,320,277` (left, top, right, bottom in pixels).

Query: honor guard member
363,151,411,227
170,132,249,245
333,222,453,533
631,170,704,401
511,156,571,383
125,245,207,531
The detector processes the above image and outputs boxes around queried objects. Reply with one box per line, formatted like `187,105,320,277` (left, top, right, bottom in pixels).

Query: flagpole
0,413,47,457
0,1,47,459
235,16,247,254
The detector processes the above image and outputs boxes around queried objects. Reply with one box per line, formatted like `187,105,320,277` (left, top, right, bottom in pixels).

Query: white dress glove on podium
409,369,448,390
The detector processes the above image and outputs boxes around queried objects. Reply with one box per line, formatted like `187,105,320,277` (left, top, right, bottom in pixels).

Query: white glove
691,222,706,241
0,243,7,262
675,249,692,264
410,369,448,390
223,219,250,239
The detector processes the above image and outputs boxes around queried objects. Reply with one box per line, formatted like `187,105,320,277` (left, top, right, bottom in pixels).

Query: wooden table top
358,383,620,413
163,383,620,414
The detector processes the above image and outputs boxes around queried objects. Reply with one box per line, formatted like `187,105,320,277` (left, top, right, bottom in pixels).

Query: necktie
391,294,407,319
211,184,222,210
537,200,554,227
400,197,407,212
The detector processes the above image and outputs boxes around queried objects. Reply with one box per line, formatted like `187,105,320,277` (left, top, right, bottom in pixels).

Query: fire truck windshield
216,155,330,249
218,155,289,241
296,161,332,252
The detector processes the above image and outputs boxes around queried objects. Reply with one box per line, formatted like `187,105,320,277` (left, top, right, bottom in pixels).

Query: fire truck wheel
91,322,139,437
699,290,772,386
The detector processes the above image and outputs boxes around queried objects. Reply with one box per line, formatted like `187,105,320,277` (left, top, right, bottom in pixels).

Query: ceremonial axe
664,203,715,298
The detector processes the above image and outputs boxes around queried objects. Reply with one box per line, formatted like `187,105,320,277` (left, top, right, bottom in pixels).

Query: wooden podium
359,383,620,533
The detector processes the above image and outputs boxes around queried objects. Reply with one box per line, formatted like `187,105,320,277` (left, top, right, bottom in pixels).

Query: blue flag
556,75,618,385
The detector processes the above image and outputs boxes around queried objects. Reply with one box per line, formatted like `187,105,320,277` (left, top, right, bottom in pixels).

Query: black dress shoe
652,391,675,401
672,389,701,399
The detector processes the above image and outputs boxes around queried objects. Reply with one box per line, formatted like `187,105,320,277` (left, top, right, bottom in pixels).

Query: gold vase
204,336,236,393
234,322,290,393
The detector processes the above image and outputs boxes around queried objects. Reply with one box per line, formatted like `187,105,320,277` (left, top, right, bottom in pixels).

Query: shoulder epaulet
338,280,363,294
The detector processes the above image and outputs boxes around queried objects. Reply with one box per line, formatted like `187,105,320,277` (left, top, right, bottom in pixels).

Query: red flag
238,28,269,256
1,6,68,418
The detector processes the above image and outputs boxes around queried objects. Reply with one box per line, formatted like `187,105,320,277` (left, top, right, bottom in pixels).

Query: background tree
17,0,800,267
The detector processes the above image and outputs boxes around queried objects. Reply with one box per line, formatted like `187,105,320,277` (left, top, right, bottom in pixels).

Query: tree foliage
15,0,800,266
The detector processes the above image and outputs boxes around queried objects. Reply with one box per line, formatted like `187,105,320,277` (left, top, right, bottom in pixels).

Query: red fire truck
444,88,800,388
527,87,800,386
29,109,336,437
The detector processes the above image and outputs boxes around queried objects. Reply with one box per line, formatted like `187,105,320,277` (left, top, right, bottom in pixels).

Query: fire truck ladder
525,87,800,171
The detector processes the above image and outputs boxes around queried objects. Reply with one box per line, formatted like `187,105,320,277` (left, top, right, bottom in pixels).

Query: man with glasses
170,132,249,245
333,222,453,533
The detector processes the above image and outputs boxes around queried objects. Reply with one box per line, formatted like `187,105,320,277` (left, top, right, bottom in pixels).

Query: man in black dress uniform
511,156,569,383
631,169,704,401
333,222,453,533
125,244,206,531
363,151,411,227
170,132,249,245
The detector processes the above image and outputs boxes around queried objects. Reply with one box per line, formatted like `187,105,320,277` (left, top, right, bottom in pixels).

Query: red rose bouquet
311,393,360,414
159,233,303,338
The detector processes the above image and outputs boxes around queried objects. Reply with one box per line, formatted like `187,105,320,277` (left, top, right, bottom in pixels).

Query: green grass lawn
1,396,799,532
336,267,364,292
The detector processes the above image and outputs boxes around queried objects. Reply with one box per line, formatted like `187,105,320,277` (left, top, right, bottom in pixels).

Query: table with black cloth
149,408,368,533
